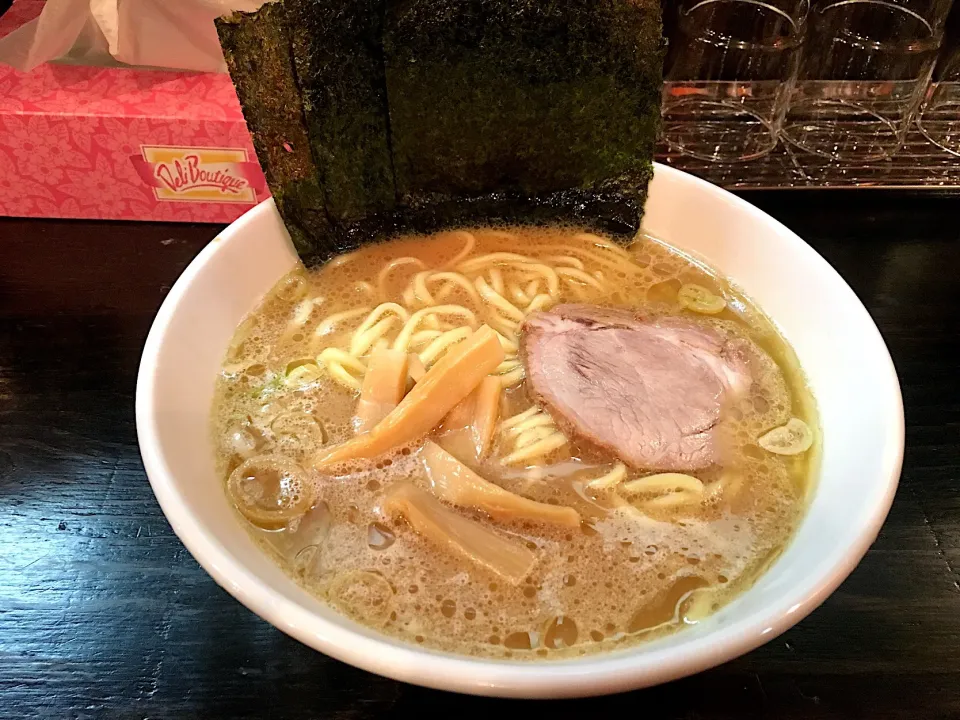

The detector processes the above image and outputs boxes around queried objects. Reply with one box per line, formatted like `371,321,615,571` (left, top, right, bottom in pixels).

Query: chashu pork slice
520,305,752,471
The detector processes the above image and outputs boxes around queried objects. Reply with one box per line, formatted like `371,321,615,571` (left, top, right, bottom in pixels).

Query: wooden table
1,193,958,719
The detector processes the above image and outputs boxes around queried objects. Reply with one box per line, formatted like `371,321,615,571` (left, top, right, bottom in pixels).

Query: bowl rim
136,163,904,698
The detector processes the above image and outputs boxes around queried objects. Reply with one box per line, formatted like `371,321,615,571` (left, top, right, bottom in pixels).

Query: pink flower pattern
0,7,264,224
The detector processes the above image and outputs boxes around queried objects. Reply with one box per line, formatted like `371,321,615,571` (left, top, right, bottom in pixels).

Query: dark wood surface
1,193,959,719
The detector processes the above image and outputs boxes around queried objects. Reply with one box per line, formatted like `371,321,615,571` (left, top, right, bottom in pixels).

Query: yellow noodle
444,231,477,268
326,363,363,391
221,319,267,374
515,426,555,448
501,406,539,430
352,303,409,341
524,294,554,315
494,331,519,354
433,284,454,303
558,266,606,290
283,358,320,378
314,307,372,338
475,277,525,323
544,255,585,270
426,272,483,306
291,297,324,327
392,305,477,351
317,348,367,391
486,318,519,343
585,463,628,490
378,257,426,298
518,263,560,296
495,359,521,374
489,267,506,296
502,432,568,465
622,473,704,496
506,413,555,436
412,271,436,305
317,348,366,374
498,367,526,387
640,490,702,509
350,317,396,357
221,358,260,375
456,252,531,273
541,243,641,275
489,315,520,333
573,233,633,258
409,329,444,347
508,281,531,306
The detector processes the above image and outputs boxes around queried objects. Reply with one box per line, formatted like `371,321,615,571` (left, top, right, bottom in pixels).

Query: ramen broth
211,227,818,659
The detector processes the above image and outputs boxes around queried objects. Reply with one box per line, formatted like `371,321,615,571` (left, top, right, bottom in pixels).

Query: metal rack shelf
656,124,960,190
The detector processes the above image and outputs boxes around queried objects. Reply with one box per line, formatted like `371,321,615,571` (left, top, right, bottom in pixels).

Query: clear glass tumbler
662,0,807,162
782,0,954,161
917,47,960,156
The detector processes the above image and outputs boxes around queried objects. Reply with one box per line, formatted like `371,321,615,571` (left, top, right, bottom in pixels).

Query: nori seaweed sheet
218,0,663,264
287,0,395,227
385,0,662,234
217,3,331,265
218,0,396,264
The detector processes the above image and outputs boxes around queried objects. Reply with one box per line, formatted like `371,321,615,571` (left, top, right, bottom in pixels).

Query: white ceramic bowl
136,164,903,698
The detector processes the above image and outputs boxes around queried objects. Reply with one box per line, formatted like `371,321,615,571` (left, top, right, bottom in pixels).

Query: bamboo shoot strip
314,325,504,468
355,347,409,433
421,441,581,528
383,483,537,584
442,375,501,461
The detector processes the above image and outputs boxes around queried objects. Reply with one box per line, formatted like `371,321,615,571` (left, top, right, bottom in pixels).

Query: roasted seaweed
385,0,662,232
217,4,330,265
218,0,397,264
287,0,395,228
217,0,663,264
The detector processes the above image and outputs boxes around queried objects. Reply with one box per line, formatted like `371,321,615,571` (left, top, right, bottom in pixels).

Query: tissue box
0,1,266,223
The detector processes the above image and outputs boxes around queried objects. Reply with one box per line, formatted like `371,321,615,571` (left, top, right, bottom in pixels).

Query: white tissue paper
0,0,271,73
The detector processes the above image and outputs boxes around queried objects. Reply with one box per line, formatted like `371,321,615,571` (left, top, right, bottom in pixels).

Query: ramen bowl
136,164,903,698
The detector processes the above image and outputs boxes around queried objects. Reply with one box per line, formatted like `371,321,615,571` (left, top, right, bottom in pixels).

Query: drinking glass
917,47,960,156
662,0,807,162
782,0,954,161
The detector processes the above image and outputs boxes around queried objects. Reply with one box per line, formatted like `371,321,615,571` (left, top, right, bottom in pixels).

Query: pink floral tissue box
0,1,267,223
